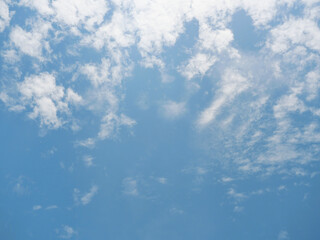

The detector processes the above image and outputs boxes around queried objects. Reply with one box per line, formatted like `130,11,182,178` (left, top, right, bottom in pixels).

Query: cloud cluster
1,0,320,176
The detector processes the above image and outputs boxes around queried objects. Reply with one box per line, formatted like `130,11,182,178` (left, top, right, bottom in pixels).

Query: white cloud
197,69,249,128
19,0,54,15
2,0,320,182
227,188,247,201
10,20,51,60
33,205,42,211
83,155,94,167
198,25,234,53
170,207,184,215
122,177,138,196
81,58,112,87
268,18,320,54
180,53,216,80
58,225,77,239
75,138,96,148
233,206,244,212
221,177,234,183
131,0,190,56
66,88,82,105
81,9,135,50
74,185,98,206
52,0,108,31
257,77,320,167
98,113,136,140
242,0,294,27
1,49,20,63
278,230,289,240
46,205,58,210
136,94,150,110
79,57,135,142
18,73,68,129
161,72,175,83
305,70,320,101
160,100,186,120
156,177,167,184
278,185,287,191
13,176,30,195
0,0,12,32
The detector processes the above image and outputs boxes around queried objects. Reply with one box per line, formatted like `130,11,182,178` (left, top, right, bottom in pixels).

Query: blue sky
1,0,320,239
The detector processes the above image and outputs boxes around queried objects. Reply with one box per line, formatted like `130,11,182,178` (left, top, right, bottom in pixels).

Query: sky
0,0,320,239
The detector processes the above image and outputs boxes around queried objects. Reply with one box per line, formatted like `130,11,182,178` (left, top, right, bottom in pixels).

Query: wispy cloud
83,155,94,167
227,188,247,202
278,230,289,240
160,100,186,120
122,177,138,196
46,205,58,210
74,185,99,206
33,205,42,211
197,69,249,128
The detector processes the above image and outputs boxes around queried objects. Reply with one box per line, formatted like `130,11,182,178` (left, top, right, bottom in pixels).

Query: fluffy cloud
0,0,12,32
52,0,108,31
10,21,51,60
18,73,66,128
268,17,320,54
198,26,234,53
19,0,54,15
14,73,82,129
20,0,109,31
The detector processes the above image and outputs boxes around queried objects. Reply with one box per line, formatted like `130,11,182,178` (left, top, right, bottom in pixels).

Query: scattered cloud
180,53,216,80
160,100,186,120
278,185,287,191
233,206,244,213
98,113,136,140
57,225,77,239
83,155,94,167
75,138,96,148
227,188,247,202
9,19,51,60
170,207,184,215
74,185,98,206
13,176,31,195
156,177,167,184
278,230,289,240
33,205,42,211
221,177,234,183
122,177,138,196
46,205,58,210
17,73,68,129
